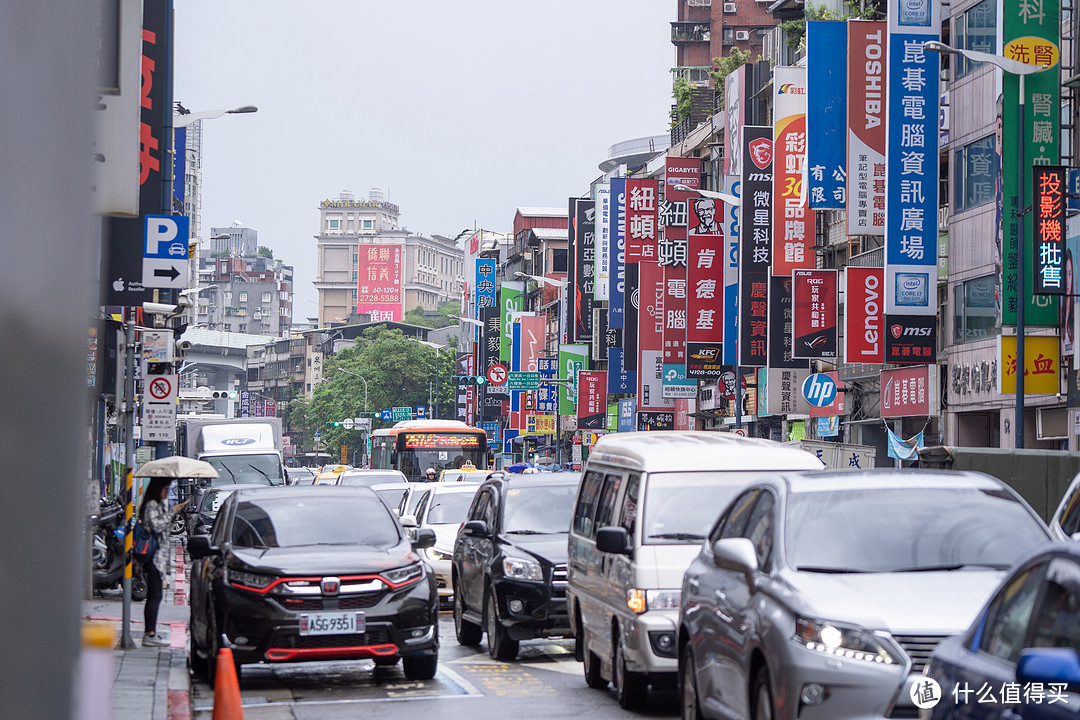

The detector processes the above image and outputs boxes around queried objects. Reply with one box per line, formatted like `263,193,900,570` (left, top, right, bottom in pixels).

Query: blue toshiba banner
806,21,848,210
609,177,626,329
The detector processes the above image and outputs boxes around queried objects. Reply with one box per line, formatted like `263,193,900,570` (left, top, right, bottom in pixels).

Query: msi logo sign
748,138,772,169
892,323,932,338
891,324,903,339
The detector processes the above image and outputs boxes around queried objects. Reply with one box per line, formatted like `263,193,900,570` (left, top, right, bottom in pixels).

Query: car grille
551,564,568,597
892,634,946,673
273,592,386,612
277,626,393,649
276,598,324,611
338,593,385,609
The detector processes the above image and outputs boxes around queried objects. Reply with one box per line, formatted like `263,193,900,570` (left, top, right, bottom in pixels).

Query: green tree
402,300,461,329
781,2,880,52
287,326,459,462
257,246,274,259
709,46,751,106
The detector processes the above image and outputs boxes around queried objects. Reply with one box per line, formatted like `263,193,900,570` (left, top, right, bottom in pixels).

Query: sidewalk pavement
81,539,193,720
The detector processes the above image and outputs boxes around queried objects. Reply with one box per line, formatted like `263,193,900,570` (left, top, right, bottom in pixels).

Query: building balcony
672,65,712,87
672,22,711,43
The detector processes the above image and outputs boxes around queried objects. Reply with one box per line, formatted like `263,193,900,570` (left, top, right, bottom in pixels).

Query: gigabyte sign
320,199,400,212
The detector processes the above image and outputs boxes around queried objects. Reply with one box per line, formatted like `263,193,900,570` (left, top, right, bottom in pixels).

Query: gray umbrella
133,455,219,479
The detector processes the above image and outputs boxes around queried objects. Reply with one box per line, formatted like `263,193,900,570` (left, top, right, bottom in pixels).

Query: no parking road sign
141,373,177,441
486,363,508,386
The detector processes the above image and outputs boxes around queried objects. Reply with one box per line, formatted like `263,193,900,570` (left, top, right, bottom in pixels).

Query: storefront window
953,275,999,343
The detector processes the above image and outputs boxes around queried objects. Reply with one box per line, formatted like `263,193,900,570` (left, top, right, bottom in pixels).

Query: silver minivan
566,432,823,709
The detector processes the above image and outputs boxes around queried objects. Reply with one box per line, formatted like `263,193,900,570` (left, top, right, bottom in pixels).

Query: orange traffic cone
211,648,243,720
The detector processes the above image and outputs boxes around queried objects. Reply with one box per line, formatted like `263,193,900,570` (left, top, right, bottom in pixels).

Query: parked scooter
91,497,147,600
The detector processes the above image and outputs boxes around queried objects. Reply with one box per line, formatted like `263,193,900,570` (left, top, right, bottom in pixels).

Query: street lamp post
923,40,1052,449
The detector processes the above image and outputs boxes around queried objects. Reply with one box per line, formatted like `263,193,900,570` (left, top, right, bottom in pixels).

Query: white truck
179,416,287,487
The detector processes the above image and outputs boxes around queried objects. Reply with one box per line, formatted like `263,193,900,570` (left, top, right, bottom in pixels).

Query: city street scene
9,0,1080,718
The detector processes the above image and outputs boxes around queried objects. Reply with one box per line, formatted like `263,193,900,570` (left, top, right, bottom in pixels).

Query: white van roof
587,432,824,473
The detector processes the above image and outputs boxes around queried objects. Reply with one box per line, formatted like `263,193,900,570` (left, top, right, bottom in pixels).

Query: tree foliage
257,245,274,259
402,300,460,329
781,2,880,51
709,47,751,106
287,326,458,459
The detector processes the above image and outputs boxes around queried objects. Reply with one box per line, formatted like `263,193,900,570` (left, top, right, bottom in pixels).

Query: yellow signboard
1003,36,1060,69
340,445,348,465
998,335,1060,394
525,414,556,435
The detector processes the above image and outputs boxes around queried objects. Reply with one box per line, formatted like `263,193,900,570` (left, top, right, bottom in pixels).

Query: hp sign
802,373,838,407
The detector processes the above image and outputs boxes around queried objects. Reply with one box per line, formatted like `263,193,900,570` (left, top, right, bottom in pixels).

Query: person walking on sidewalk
138,478,189,647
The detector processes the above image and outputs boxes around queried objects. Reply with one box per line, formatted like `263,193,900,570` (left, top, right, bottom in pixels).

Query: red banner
625,179,659,263
792,269,838,360
577,371,607,430
688,232,724,345
844,266,884,364
881,364,938,418
357,244,403,322
519,315,546,372
637,261,671,410
846,21,887,236
772,66,813,276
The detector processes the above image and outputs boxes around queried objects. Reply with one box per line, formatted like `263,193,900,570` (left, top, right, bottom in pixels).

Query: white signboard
141,373,177,441
142,214,190,289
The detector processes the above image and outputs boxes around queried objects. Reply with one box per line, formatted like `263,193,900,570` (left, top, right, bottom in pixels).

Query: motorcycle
91,497,147,601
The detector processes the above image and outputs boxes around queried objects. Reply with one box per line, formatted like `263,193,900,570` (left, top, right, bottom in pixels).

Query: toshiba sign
844,267,884,364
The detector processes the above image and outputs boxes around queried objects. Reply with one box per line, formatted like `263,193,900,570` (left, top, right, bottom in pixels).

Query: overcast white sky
174,1,675,320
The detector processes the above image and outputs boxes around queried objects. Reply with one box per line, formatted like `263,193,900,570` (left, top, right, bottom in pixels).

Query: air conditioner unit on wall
736,30,750,40
724,2,736,11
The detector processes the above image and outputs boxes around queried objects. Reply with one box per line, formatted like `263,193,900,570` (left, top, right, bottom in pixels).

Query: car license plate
298,612,365,636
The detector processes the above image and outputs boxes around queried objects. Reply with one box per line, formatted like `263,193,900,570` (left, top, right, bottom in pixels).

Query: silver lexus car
677,469,1052,720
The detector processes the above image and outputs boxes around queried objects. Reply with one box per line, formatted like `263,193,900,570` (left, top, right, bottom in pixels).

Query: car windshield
424,492,475,525
199,488,235,515
503,484,577,534
340,472,405,487
208,454,284,486
374,487,410,512
643,472,777,545
785,487,1050,573
230,495,400,548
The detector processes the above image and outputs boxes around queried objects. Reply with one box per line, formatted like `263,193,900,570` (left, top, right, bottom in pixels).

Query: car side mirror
412,527,436,550
462,520,489,538
596,526,632,556
712,537,759,588
187,535,216,560
399,514,418,528
1017,647,1080,686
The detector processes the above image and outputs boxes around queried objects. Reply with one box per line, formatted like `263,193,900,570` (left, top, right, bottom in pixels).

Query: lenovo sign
844,267,884,363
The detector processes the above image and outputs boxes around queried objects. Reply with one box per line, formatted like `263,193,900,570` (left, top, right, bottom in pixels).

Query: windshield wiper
647,532,705,541
506,530,549,535
796,566,869,574
217,463,236,482
246,464,269,479
888,562,1012,573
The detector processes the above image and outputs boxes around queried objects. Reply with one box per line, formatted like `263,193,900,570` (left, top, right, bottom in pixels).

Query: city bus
370,420,487,482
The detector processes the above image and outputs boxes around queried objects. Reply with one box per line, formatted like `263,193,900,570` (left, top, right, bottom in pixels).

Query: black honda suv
187,486,438,682
451,471,580,660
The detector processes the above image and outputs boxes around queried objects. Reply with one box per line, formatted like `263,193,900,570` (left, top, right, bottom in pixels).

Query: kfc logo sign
749,137,772,169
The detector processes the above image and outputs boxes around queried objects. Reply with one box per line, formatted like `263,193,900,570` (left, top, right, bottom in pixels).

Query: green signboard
1001,0,1060,326
392,407,412,422
507,371,544,391
558,345,589,415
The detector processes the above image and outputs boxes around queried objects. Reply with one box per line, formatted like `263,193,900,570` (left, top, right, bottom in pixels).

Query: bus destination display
402,433,483,449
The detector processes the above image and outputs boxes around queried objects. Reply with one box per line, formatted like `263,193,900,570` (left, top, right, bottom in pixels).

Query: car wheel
681,646,701,720
453,583,482,646
752,666,775,720
614,630,648,710
131,564,148,601
402,652,437,680
170,513,187,536
581,624,608,689
485,590,519,661
188,622,209,680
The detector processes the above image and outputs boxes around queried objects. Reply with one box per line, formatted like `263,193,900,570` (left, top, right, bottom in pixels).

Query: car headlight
794,617,901,665
626,588,681,614
383,562,424,587
426,547,452,562
226,567,277,590
502,556,543,581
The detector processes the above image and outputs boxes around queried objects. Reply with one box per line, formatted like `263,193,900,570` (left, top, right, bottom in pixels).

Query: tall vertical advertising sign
687,231,726,378
474,258,497,328
567,197,579,344
104,0,169,306
623,263,639,372
609,178,626,329
637,261,674,411
724,64,747,178
845,267,886,364
768,277,808,369
722,176,741,365
577,371,607,430
357,244,404,322
572,199,596,343
1033,166,1067,295
625,179,659,263
739,126,773,367
807,21,848,210
846,21,888,237
792,269,838,360
885,0,941,362
1002,0,1061,326
772,66,814,276
500,282,523,364
594,183,611,301
558,345,589,416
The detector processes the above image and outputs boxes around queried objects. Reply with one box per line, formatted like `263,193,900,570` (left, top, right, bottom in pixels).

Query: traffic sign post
141,214,190,290
487,363,508,386
141,373,177,441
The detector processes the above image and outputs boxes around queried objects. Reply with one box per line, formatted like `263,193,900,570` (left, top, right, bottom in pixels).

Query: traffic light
454,375,486,386
211,390,238,400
